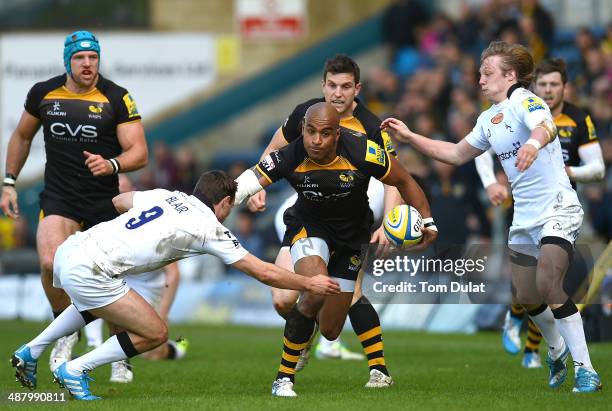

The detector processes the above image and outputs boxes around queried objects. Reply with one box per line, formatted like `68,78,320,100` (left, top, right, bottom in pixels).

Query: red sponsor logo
491,113,504,124
491,112,504,124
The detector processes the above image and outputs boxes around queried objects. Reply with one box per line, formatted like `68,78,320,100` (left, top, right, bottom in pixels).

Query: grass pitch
1,320,610,410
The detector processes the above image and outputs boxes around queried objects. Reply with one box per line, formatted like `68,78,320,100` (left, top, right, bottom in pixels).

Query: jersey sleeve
23,83,47,118
359,139,392,180
370,128,397,158
105,82,142,124
203,225,249,265
464,115,490,151
255,143,298,184
515,95,552,131
577,114,598,146
280,103,307,143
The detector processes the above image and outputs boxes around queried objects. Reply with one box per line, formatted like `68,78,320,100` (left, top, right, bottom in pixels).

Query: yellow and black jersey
556,101,598,167
25,74,141,205
280,97,396,157
257,132,390,249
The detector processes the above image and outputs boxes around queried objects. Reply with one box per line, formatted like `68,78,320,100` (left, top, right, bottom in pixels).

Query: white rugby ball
382,204,423,247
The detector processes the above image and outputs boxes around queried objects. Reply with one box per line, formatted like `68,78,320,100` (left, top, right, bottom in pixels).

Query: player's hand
0,185,19,218
247,190,266,212
408,227,438,251
370,225,393,258
380,117,414,143
84,151,113,176
486,182,508,206
515,145,538,172
307,274,341,295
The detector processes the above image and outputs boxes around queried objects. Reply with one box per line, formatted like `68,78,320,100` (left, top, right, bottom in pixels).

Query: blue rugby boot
522,351,543,369
11,344,37,390
546,345,570,389
53,362,100,400
502,311,521,355
573,367,602,393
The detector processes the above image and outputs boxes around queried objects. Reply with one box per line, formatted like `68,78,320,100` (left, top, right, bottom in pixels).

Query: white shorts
53,234,129,311
273,179,386,242
508,203,583,258
125,270,165,308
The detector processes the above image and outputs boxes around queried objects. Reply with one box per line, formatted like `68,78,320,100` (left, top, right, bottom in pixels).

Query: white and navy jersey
465,87,580,227
80,189,248,278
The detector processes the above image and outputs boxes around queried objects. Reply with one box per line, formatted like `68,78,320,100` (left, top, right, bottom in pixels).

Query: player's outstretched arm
231,253,340,295
112,191,136,213
246,128,288,212
1,111,41,219
381,117,482,165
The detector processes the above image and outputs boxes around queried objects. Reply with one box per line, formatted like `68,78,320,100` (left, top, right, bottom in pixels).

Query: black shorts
282,207,366,281
281,205,371,249
39,193,119,230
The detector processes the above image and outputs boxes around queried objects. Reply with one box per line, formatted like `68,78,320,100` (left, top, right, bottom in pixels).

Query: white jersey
80,189,248,278
465,87,580,227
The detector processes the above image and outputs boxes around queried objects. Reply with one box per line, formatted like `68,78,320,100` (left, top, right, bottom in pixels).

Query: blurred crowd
1,0,610,278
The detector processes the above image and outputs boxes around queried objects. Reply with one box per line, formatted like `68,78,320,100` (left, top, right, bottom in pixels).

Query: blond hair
480,41,534,88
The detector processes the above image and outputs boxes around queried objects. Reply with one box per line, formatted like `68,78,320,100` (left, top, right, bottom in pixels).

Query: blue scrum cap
63,30,100,74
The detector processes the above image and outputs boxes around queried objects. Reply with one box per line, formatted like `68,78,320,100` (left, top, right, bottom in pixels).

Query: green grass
1,320,610,410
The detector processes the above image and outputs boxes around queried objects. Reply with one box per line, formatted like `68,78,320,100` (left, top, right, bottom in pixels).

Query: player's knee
154,322,169,346
273,299,293,318
320,323,342,340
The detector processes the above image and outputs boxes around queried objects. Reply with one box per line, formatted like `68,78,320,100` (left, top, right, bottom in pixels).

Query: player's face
216,196,234,223
302,117,340,164
322,72,361,117
534,72,565,113
70,51,99,88
478,56,514,103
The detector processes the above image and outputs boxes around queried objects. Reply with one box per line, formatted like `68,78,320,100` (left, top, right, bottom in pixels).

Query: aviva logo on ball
383,204,423,247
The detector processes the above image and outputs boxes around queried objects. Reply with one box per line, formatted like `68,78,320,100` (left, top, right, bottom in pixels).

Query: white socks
84,318,104,348
27,305,85,359
318,335,339,348
66,335,127,375
555,312,593,371
528,307,565,359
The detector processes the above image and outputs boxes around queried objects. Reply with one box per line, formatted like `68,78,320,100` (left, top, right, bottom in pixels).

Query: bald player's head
302,102,341,163
304,101,340,127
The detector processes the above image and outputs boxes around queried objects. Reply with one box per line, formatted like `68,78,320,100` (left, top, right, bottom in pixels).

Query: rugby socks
66,332,138,374
27,304,87,359
349,296,389,376
276,306,315,382
552,299,594,371
510,304,525,321
84,318,104,348
527,304,565,360
524,319,543,354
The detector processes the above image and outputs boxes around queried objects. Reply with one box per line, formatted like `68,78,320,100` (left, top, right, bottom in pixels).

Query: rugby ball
383,205,423,247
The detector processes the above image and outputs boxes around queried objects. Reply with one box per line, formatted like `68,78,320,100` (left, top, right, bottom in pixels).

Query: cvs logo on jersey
50,122,98,138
